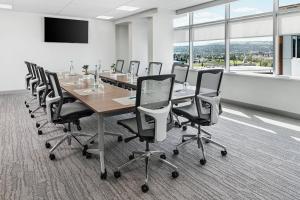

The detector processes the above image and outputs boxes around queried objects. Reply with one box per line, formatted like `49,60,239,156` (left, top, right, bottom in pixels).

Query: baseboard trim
0,89,27,95
222,98,300,120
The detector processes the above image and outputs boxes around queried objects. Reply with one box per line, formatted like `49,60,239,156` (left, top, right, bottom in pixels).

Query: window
193,5,224,24
174,42,189,64
230,37,273,74
230,0,273,18
280,0,300,7
193,40,225,69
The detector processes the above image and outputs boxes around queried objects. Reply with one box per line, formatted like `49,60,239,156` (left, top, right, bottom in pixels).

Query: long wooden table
58,73,214,180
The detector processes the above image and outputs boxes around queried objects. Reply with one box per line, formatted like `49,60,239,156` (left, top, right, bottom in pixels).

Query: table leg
98,113,107,180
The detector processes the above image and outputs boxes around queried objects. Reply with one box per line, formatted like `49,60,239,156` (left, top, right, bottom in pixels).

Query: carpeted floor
0,92,300,200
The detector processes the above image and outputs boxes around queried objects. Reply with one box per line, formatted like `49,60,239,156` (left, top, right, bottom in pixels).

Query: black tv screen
44,17,88,43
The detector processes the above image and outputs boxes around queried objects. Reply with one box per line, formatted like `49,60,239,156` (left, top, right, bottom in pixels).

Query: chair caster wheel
82,145,88,156
24,101,27,105
36,123,40,128
182,126,187,131
182,138,186,143
63,128,68,132
141,184,149,193
200,159,206,165
26,104,29,108
174,122,181,128
38,130,42,135
45,142,51,149
191,122,195,127
173,149,179,155
117,136,123,142
90,140,95,144
114,171,121,179
129,154,134,160
221,150,227,156
31,114,35,118
49,154,56,160
86,152,92,159
77,125,82,131
101,170,107,180
29,110,32,113
204,139,210,144
160,154,166,160
172,171,179,178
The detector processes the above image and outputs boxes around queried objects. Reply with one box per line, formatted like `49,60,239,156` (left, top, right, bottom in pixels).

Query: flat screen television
44,17,88,43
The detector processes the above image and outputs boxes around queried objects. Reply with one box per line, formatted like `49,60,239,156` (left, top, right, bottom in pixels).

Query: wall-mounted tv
44,17,88,43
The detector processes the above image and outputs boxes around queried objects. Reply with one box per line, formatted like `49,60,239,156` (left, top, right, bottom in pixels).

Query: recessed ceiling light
0,3,12,9
96,16,114,20
116,6,139,12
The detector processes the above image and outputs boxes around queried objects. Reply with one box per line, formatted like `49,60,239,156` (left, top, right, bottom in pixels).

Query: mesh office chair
114,74,179,193
25,61,33,90
34,67,76,134
128,60,140,76
24,62,35,108
172,63,190,83
28,66,47,118
25,63,38,108
44,71,94,160
171,63,192,126
147,62,162,76
115,59,125,73
172,69,227,165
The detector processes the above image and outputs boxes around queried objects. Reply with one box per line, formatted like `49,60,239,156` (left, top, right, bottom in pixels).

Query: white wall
130,19,150,75
152,9,174,74
116,23,129,67
0,10,115,91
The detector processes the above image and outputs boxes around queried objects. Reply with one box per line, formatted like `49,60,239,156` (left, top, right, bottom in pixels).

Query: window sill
224,72,300,81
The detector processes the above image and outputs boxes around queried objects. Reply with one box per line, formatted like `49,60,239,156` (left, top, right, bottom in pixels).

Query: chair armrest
197,94,221,124
138,102,171,142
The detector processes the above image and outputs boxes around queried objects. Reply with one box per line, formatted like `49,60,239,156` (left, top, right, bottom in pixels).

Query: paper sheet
113,96,136,105
74,88,103,96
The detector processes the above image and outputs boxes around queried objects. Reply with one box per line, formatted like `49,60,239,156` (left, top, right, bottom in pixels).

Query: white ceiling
0,0,213,20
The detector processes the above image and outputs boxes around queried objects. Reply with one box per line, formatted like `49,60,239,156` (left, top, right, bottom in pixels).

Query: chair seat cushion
173,103,210,125
60,102,94,120
117,117,155,139
62,92,76,103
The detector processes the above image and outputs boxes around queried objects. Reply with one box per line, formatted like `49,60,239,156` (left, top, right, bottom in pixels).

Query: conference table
58,72,214,180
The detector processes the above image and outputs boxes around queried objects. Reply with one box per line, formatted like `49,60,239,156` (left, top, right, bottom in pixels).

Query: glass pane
193,40,225,69
173,13,189,28
230,0,273,18
193,4,225,24
280,0,300,7
173,42,189,64
230,37,273,74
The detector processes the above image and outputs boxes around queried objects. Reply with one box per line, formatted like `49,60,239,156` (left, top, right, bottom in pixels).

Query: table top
58,73,215,115
59,74,134,115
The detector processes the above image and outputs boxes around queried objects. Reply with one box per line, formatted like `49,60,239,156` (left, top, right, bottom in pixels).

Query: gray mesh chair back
25,61,32,76
46,71,64,120
135,74,175,138
171,63,190,83
129,60,140,76
115,60,124,73
31,63,37,79
148,62,162,76
195,69,223,98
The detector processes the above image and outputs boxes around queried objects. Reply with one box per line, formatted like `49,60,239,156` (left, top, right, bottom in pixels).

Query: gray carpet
0,92,300,200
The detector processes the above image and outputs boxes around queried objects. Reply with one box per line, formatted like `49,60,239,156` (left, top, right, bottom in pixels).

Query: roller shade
193,23,225,41
230,16,273,38
279,12,300,35
174,29,189,43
